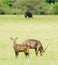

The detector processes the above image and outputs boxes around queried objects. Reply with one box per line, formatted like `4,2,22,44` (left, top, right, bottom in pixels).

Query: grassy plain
0,15,58,65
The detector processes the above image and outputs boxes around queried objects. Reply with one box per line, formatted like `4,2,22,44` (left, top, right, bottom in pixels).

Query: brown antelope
22,39,48,56
10,37,29,57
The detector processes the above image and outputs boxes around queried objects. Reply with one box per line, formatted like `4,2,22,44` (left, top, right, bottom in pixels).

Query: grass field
0,15,58,65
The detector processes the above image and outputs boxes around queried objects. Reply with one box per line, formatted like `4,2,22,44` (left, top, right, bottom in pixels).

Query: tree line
0,0,58,15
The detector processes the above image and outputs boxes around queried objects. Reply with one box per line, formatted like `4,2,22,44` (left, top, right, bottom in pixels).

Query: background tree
0,0,58,15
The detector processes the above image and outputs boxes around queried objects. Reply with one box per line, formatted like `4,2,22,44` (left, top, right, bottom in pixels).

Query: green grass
0,15,58,65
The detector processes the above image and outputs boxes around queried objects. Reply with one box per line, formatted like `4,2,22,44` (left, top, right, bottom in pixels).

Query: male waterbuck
22,39,48,56
10,37,29,57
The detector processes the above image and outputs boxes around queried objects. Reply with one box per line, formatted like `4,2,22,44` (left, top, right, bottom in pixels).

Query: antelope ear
10,37,13,40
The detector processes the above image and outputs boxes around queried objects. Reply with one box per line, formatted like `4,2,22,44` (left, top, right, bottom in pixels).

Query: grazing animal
22,39,48,56
10,37,29,57
24,11,32,18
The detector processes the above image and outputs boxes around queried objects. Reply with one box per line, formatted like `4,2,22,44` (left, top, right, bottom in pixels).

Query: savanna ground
0,15,58,65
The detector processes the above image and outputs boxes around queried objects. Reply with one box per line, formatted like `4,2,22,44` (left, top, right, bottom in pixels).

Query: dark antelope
22,39,48,56
10,37,29,57
24,11,32,18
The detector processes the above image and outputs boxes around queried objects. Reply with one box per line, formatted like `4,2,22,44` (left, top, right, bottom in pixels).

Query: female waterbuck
10,37,29,57
22,39,48,56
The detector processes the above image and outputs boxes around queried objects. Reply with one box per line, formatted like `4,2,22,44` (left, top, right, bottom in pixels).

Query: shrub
44,3,55,15
54,3,58,14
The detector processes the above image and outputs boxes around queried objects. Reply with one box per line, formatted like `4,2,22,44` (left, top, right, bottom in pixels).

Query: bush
0,0,58,15
44,3,55,15
54,3,58,14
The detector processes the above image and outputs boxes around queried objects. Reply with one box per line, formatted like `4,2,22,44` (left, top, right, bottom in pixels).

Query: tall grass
0,15,58,65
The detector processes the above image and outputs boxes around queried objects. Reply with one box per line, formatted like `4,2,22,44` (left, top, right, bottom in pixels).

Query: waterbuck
10,37,29,57
22,39,48,56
